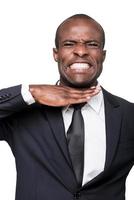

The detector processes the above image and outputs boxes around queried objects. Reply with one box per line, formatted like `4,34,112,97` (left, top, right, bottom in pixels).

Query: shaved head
55,14,105,49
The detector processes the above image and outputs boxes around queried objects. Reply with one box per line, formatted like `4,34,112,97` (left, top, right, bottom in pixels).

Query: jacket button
74,192,81,199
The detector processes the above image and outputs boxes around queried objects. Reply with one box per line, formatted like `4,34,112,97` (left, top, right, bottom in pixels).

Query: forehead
58,18,103,42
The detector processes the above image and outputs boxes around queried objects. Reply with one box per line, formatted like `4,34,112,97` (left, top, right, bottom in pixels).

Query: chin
68,81,94,88
60,76,97,88
67,75,98,88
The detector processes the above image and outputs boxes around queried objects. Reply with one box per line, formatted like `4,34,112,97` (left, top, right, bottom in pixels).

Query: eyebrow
62,39,101,44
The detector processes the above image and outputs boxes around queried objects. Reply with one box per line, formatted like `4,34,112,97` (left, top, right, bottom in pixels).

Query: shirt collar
85,89,103,114
63,88,103,114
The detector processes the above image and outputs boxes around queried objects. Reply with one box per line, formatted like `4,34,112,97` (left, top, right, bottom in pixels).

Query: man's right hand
29,84,101,107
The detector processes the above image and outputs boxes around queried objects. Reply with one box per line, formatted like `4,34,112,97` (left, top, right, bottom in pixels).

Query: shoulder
102,87,134,114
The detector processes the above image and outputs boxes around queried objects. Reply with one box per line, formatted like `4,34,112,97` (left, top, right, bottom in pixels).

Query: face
53,18,106,88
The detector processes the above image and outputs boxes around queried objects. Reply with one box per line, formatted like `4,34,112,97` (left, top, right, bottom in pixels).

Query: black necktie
67,104,85,187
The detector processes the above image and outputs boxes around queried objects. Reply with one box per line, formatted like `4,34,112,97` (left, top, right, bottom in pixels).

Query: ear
102,50,106,62
53,48,59,62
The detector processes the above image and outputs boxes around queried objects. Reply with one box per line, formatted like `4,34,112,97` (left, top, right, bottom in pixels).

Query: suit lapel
103,89,122,170
38,105,77,191
44,106,72,167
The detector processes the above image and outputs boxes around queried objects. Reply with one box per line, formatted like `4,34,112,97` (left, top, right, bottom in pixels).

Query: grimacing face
53,18,106,88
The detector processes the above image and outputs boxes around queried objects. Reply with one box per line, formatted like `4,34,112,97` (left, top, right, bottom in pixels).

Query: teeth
70,63,89,70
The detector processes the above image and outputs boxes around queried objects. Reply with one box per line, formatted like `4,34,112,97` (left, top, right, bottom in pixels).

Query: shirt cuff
21,84,35,105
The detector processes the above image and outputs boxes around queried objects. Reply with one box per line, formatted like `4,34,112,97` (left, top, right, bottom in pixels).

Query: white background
0,0,134,199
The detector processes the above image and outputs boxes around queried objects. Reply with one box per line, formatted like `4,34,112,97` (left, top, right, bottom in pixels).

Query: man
0,14,134,200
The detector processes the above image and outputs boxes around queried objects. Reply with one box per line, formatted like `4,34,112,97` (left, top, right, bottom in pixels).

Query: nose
73,43,88,57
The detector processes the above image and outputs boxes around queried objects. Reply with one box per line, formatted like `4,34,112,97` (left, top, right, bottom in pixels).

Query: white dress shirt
62,90,106,185
21,85,106,186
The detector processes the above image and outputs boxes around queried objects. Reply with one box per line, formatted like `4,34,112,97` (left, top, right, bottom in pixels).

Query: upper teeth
70,63,89,69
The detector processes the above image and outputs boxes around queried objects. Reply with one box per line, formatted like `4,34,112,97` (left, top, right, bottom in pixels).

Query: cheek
89,50,104,61
93,56,104,69
58,49,73,63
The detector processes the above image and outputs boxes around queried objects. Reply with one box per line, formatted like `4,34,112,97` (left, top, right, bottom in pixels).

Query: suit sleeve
0,85,29,140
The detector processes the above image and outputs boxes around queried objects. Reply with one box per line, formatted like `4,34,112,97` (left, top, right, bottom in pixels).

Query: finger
65,87,101,99
61,86,97,94
68,97,90,105
63,92,93,100
64,88,99,97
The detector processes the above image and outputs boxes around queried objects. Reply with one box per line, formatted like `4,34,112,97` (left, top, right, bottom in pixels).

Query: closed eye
63,42,75,47
86,42,100,47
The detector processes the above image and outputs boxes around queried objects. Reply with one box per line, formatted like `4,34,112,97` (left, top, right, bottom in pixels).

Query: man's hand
29,84,101,107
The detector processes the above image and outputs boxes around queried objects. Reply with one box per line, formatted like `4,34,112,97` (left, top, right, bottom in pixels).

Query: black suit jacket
0,85,134,200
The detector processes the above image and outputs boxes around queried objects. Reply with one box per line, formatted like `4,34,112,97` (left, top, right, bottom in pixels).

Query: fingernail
90,86,96,89
96,85,101,90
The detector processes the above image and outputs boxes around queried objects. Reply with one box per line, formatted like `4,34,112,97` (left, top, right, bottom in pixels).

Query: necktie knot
72,102,86,110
